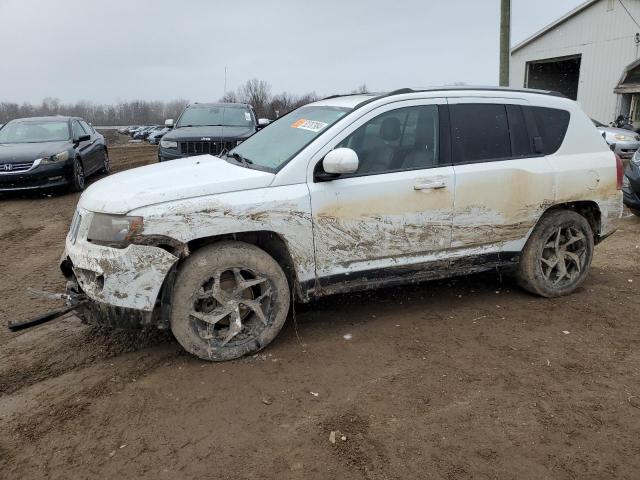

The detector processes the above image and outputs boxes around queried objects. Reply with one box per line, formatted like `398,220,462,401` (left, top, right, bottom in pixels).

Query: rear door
448,99,556,257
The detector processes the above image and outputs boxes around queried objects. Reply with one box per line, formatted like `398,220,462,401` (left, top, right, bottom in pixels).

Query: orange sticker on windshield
291,119,328,132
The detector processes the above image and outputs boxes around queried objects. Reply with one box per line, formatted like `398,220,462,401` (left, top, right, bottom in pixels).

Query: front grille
179,141,235,156
0,161,34,174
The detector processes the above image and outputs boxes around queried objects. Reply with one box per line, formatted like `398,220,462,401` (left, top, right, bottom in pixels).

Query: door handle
414,180,446,190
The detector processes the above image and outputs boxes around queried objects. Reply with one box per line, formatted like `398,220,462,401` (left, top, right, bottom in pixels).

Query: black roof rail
352,86,566,110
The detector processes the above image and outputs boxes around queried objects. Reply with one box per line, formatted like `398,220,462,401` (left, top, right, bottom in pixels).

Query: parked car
128,126,146,137
147,127,169,145
623,150,640,216
132,126,156,140
0,116,109,192
60,87,623,361
158,102,268,162
593,118,640,160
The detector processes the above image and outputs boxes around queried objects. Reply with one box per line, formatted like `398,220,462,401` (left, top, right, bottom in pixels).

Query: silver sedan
593,119,640,160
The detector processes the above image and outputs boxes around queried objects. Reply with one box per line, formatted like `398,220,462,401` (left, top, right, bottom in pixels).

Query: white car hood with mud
78,155,275,214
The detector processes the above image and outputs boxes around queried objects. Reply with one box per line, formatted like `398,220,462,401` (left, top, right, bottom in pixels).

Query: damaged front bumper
60,208,180,327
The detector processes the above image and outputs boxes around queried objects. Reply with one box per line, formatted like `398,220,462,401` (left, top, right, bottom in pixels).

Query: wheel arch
541,200,603,243
185,230,304,301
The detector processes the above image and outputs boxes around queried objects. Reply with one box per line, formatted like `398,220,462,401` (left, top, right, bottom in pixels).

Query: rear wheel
170,241,290,361
516,210,594,297
70,158,85,192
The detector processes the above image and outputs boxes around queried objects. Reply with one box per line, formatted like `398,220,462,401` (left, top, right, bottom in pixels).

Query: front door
307,100,455,287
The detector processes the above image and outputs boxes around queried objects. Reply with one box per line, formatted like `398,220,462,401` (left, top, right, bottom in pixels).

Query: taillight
615,153,624,190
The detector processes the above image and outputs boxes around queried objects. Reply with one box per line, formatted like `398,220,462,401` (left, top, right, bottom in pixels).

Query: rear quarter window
527,106,570,155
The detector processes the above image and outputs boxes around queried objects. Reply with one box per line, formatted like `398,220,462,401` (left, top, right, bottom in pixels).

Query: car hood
79,155,275,214
162,125,256,142
0,141,71,164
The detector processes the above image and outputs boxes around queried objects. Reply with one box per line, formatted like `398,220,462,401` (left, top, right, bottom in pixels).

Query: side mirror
257,118,271,128
76,134,90,143
323,148,359,174
165,119,174,128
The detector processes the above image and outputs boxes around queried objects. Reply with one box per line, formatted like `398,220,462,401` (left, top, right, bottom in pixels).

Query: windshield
230,105,351,170
0,121,70,143
177,105,254,127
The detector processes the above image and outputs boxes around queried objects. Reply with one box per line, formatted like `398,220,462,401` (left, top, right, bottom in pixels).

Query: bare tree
236,78,272,118
351,83,369,94
219,91,239,103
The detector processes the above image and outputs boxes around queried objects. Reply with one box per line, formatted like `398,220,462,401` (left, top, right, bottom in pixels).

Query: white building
510,0,640,124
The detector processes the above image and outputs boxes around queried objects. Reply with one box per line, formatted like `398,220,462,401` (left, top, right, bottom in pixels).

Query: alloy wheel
75,160,85,189
189,268,273,347
539,226,587,287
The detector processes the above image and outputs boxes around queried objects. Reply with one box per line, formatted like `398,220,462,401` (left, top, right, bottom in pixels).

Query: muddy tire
516,210,594,298
70,158,85,192
170,241,290,361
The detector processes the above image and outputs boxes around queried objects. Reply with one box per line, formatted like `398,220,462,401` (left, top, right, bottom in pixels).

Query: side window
526,106,571,155
337,105,439,175
80,120,94,135
72,121,87,140
450,104,511,163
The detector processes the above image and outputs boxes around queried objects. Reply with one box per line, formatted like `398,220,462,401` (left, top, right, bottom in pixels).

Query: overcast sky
0,0,585,104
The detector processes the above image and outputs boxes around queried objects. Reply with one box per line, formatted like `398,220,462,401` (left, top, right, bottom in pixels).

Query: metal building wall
510,0,640,122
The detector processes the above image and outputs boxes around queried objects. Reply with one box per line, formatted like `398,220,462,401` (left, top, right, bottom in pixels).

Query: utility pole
499,0,511,86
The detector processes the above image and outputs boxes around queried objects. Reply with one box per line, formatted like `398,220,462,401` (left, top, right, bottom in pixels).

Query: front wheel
516,210,594,298
70,158,85,192
100,149,110,174
170,241,290,361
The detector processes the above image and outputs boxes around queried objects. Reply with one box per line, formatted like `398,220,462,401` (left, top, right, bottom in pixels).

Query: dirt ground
1,141,640,479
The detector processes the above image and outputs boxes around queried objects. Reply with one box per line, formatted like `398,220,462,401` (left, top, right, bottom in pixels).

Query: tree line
0,79,369,125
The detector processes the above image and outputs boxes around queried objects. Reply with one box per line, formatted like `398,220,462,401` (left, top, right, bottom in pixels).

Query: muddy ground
1,141,640,479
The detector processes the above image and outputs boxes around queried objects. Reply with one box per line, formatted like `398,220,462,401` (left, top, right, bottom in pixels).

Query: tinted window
337,105,439,175
527,106,570,155
450,104,511,163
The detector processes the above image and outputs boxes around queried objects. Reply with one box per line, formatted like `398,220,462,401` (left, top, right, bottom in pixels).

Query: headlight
40,151,70,164
614,133,636,142
87,213,143,247
160,140,178,149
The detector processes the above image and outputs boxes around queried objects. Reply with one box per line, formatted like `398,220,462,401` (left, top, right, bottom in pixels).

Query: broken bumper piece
62,222,179,313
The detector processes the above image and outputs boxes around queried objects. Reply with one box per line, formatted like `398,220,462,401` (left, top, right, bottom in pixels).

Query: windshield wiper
227,152,253,166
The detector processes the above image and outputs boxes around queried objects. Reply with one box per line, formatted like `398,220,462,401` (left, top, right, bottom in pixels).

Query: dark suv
158,103,267,162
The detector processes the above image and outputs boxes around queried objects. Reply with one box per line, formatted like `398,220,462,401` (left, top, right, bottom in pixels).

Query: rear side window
526,106,570,155
450,104,511,163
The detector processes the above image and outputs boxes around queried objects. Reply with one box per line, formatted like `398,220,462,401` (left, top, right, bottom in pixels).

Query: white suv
61,87,624,361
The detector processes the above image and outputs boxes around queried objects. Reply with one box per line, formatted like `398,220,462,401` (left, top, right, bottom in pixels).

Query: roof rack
353,86,566,109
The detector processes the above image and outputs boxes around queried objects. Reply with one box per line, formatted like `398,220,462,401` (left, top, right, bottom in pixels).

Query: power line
618,0,640,30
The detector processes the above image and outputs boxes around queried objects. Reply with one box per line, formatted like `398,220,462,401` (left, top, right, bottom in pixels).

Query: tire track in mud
0,320,176,396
